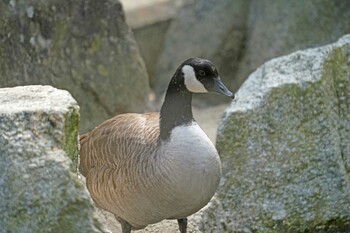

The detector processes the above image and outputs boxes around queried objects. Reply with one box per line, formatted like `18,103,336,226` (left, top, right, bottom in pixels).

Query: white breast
159,122,222,219
164,123,219,171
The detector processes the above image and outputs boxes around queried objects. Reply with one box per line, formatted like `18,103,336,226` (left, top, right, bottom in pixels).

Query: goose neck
159,76,194,141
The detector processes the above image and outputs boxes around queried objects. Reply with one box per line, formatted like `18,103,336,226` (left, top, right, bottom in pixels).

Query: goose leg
119,219,132,233
177,218,187,233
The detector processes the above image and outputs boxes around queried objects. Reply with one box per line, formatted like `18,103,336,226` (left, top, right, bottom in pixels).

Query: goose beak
208,78,235,99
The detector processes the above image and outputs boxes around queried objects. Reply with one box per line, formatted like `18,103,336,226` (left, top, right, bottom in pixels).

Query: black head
180,58,235,99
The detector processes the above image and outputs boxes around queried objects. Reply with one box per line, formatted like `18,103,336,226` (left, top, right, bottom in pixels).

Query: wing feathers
79,113,160,177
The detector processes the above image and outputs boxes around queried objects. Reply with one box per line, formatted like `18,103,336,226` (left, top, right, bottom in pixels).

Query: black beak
208,78,235,99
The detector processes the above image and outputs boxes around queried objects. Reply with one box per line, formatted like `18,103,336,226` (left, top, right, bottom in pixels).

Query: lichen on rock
200,34,350,232
0,0,149,133
0,85,102,233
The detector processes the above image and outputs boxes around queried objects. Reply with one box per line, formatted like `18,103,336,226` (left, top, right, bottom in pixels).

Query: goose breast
158,122,222,219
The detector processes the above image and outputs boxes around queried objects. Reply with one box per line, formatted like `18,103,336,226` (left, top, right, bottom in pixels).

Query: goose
79,58,234,233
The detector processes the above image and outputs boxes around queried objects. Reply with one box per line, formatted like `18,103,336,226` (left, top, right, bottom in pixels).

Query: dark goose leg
177,218,188,233
119,218,132,233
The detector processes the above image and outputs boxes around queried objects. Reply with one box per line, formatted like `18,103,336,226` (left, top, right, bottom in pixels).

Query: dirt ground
90,103,229,233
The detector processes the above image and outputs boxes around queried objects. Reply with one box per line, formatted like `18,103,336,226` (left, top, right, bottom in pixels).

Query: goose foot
119,219,132,233
177,218,187,233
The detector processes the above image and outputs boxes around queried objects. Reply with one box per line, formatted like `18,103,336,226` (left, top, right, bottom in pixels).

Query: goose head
180,58,235,99
160,58,234,140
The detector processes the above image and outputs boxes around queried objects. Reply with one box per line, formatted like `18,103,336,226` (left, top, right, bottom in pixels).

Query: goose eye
198,70,206,77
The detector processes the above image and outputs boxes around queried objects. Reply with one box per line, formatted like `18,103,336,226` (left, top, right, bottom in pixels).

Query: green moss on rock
322,46,350,182
0,0,149,133
0,86,102,233
206,35,350,232
63,106,80,172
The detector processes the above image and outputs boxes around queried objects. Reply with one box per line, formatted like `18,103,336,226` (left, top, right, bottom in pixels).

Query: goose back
80,112,160,177
79,112,171,229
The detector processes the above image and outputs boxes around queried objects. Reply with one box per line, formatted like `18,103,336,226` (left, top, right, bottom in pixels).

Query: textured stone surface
119,0,182,86
0,0,149,133
0,85,102,233
120,0,180,28
200,35,350,232
134,20,172,84
236,0,350,97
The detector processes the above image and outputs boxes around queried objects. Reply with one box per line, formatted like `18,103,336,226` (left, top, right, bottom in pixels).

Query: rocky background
0,0,149,133
1,0,350,232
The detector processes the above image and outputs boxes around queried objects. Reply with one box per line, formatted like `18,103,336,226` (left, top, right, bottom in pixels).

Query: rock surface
120,0,181,82
120,0,180,29
236,0,350,98
203,35,350,232
0,85,102,233
0,0,149,133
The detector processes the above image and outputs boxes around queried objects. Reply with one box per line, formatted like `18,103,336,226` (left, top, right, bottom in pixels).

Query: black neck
159,70,194,141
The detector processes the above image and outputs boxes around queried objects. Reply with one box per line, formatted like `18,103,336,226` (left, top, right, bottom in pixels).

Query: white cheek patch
182,65,208,93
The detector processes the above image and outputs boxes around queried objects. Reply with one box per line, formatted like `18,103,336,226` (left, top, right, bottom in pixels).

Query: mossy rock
0,85,102,233
198,35,350,232
0,0,149,133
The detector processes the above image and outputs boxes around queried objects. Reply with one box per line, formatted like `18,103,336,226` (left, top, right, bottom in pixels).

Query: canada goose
79,58,234,233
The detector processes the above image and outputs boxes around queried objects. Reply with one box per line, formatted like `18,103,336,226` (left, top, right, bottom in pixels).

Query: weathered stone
0,0,149,133
120,0,182,83
134,20,172,85
236,0,350,98
201,35,350,232
121,0,179,29
0,85,102,233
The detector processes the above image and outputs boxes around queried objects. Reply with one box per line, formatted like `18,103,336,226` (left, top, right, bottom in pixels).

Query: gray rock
236,0,350,94
121,0,179,84
0,85,102,233
201,34,350,232
0,0,149,133
134,20,172,86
